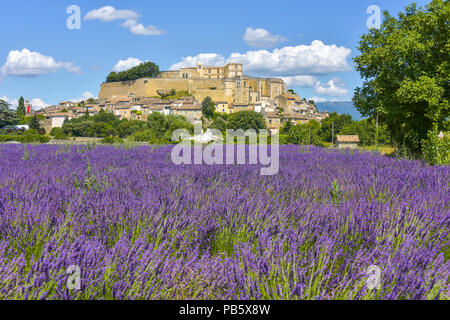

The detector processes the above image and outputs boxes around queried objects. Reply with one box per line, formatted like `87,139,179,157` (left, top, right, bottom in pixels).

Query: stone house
336,135,360,149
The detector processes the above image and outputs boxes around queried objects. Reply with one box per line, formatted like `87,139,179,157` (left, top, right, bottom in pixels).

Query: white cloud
308,97,328,103
112,58,143,72
170,53,226,70
0,96,49,110
84,6,140,22
85,6,164,36
170,41,351,76
71,91,96,103
282,75,318,88
228,41,351,76
243,27,286,48
314,78,348,97
0,49,82,77
31,98,50,110
0,96,18,108
122,19,165,36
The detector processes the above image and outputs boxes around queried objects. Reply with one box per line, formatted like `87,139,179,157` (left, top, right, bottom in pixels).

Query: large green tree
17,96,26,117
227,111,267,131
106,61,160,83
0,99,18,128
319,112,354,143
201,97,216,119
353,0,449,154
29,115,42,132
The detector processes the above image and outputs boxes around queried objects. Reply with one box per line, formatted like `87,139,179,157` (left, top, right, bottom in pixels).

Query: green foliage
0,99,19,128
227,111,267,131
24,129,39,135
7,134,50,144
101,136,124,145
353,0,449,155
278,134,289,145
106,61,160,82
422,130,450,165
319,112,354,143
280,121,292,135
17,96,26,117
210,117,227,133
158,89,176,99
20,114,45,125
29,115,41,132
157,90,191,100
50,127,68,140
340,119,390,146
145,113,193,143
202,97,216,119
329,180,343,205
286,121,322,146
0,135,14,142
133,130,158,142
130,113,193,144
147,112,169,137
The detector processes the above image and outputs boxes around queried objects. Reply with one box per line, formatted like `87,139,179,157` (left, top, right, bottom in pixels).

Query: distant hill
316,101,363,120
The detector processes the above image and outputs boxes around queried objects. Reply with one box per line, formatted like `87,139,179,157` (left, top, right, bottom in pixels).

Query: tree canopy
353,0,449,154
227,111,267,131
201,97,216,119
17,97,26,117
0,99,18,128
106,61,160,83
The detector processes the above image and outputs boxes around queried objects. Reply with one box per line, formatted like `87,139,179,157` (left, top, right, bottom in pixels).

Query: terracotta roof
337,135,360,143
173,104,202,111
282,113,308,120
265,112,280,119
45,113,70,117
108,96,131,104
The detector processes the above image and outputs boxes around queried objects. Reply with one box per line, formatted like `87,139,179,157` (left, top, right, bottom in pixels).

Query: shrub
422,130,450,166
50,127,68,140
0,135,14,142
15,135,50,144
24,129,39,135
101,136,124,145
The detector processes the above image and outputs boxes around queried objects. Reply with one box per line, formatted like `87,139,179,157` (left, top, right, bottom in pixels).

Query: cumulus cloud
308,97,328,103
84,6,140,22
169,41,351,76
314,78,348,97
170,53,227,70
71,91,96,103
112,57,144,72
85,6,164,36
0,96,18,108
228,41,351,76
0,96,49,110
243,27,286,48
30,98,50,109
0,49,82,77
282,75,318,88
122,19,165,36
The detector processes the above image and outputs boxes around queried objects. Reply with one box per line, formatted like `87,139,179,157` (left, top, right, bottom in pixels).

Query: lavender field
0,144,449,300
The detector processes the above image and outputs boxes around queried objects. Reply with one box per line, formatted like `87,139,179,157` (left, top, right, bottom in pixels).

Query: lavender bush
0,144,448,300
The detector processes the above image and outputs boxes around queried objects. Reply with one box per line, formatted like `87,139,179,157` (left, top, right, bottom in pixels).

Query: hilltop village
37,63,329,134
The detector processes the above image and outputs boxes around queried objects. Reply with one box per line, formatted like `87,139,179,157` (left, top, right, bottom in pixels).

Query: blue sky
0,0,432,109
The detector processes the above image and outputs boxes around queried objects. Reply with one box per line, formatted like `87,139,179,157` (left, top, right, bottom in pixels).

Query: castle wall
98,66,286,105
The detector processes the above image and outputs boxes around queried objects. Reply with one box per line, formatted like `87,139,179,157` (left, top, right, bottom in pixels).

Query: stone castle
99,62,286,106
37,62,329,135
